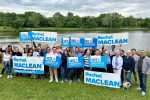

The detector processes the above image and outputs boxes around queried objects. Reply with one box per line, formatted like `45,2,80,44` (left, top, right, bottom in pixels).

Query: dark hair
38,43,41,46
120,50,124,53
24,48,29,53
75,47,78,50
52,47,57,49
8,45,12,51
112,45,115,47
5,47,10,54
47,47,51,52
57,46,59,48
26,45,29,47
28,48,33,53
131,48,136,51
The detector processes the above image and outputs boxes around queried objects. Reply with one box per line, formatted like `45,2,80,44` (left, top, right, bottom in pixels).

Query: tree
53,12,61,17
13,19,24,28
102,13,112,27
67,12,73,17
56,20,62,28
90,20,97,28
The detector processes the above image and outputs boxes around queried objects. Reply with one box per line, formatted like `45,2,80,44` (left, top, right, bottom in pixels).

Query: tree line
0,11,150,28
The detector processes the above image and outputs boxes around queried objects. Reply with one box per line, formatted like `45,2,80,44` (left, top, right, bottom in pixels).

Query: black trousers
1,68,5,75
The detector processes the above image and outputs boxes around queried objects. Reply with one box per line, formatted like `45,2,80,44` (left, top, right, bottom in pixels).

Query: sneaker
33,76,36,79
30,76,33,78
69,80,73,84
65,79,68,82
60,80,64,83
9,75,12,78
142,91,145,95
56,79,58,82
77,79,81,82
0,74,3,77
137,87,142,90
7,75,9,78
49,79,53,82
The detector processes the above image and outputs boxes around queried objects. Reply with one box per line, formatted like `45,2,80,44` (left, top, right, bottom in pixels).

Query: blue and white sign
67,57,83,68
97,33,128,45
84,70,120,88
43,54,61,68
13,57,44,74
84,38,97,48
69,37,84,48
61,38,69,47
19,32,32,41
89,56,107,68
32,31,57,42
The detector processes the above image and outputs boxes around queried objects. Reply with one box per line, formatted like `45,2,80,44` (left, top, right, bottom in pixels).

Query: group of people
0,41,149,96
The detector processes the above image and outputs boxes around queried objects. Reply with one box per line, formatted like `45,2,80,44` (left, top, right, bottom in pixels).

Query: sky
0,0,150,18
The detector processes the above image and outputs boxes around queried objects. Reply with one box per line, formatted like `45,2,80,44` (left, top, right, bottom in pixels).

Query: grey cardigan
135,56,150,74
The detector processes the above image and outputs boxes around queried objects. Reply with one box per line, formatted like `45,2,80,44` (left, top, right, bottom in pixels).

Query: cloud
0,0,149,18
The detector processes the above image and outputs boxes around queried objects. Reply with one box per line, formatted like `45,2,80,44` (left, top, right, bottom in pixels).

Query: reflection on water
0,31,150,52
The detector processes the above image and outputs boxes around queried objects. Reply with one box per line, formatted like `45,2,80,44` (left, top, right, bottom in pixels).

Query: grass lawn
0,64,150,100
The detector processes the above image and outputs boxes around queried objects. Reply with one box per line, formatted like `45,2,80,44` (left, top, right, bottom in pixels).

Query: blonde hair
86,49,91,56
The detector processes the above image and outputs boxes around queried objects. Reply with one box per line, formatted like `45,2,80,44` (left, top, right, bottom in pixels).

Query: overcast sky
0,0,150,18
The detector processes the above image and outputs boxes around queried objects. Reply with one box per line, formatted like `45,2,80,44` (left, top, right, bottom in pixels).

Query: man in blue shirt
69,47,82,84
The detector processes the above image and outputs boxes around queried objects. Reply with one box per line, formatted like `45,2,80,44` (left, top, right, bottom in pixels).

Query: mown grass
0,64,150,100
0,26,150,32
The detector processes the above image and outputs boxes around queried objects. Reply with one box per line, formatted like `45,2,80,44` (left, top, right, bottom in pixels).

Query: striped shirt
84,55,89,67
83,55,91,68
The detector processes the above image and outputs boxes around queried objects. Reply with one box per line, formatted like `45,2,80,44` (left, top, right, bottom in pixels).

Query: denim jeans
125,71,133,84
138,71,148,92
71,68,81,81
16,73,23,77
4,62,11,75
62,66,68,80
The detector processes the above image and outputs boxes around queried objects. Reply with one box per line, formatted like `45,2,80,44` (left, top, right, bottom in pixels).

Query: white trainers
77,79,81,82
7,75,9,78
49,79,53,82
9,75,12,78
56,79,58,82
0,74,3,77
69,80,73,84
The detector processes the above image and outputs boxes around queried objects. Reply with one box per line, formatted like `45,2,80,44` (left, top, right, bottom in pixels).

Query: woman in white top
2,48,12,78
23,48,28,57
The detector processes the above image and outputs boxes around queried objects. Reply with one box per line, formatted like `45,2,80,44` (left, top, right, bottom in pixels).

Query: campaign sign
32,31,57,42
84,38,97,48
84,70,120,88
43,54,61,68
89,56,107,68
19,32,32,41
61,38,69,47
13,57,44,74
97,33,128,45
69,37,84,48
67,57,83,68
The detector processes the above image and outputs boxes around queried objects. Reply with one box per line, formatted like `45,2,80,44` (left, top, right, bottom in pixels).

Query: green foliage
13,19,24,28
56,20,62,28
0,11,149,28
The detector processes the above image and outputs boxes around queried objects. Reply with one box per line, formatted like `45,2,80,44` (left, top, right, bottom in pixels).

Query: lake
0,30,150,52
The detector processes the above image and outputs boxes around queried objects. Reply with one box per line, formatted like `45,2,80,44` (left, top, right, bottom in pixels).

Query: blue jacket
123,56,135,71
